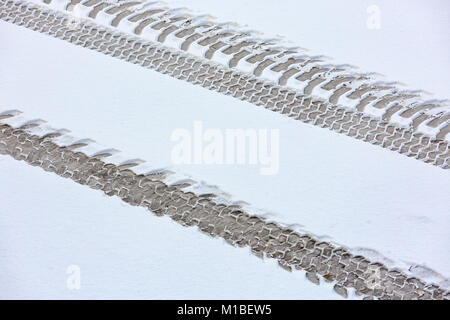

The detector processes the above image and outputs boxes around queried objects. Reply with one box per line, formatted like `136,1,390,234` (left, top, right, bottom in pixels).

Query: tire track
0,109,448,300
1,0,449,168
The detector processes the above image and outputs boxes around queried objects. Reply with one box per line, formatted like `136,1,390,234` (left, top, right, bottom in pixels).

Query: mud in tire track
1,0,449,168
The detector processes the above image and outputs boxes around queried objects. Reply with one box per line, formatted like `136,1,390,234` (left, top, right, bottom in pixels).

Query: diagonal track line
0,110,448,300
1,0,449,168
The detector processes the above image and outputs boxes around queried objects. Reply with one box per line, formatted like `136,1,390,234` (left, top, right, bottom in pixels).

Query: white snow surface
0,156,344,299
28,0,450,140
0,0,449,299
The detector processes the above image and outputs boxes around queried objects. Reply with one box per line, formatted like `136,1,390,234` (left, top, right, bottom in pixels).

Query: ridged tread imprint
1,0,449,168
0,110,449,300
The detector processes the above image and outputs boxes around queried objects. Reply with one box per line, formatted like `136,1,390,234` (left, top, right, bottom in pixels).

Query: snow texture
0,0,449,298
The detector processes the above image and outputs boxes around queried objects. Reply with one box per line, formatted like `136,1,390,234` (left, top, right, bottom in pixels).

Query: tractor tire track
0,110,448,300
1,0,449,168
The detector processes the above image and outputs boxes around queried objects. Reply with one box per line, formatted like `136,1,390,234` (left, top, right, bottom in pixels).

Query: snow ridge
1,0,448,168
1,109,449,300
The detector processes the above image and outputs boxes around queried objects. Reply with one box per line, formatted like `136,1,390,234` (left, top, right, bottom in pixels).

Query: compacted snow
0,0,449,298
0,156,343,299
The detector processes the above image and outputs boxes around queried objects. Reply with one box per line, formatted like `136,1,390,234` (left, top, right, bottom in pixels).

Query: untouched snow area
0,0,449,298
0,156,342,299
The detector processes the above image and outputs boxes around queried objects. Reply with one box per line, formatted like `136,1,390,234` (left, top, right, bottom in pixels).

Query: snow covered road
0,0,449,299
